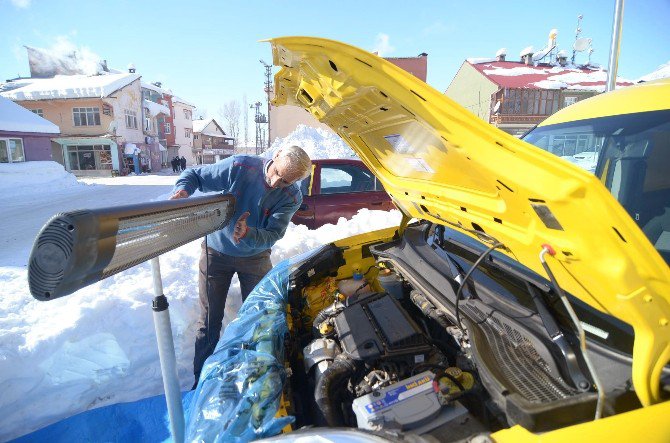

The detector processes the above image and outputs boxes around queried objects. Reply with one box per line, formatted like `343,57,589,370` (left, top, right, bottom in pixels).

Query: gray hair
278,145,312,180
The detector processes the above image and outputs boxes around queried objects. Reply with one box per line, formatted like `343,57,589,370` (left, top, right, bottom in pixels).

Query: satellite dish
574,37,592,52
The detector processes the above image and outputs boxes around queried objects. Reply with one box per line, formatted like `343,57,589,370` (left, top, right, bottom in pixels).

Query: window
194,134,199,140
125,110,138,129
144,117,153,132
66,144,112,170
501,89,559,116
31,109,44,117
563,96,578,107
0,138,25,163
185,128,192,138
321,164,376,194
73,107,100,126
102,104,113,116
184,109,192,119
165,122,171,134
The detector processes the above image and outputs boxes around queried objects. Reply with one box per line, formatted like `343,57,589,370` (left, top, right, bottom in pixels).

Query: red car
292,159,394,229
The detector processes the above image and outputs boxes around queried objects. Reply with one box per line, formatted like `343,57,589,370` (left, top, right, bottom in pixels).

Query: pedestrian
180,156,186,172
171,157,177,173
170,145,311,388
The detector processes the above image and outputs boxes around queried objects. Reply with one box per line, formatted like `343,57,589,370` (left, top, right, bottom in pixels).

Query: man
180,156,186,172
170,145,311,386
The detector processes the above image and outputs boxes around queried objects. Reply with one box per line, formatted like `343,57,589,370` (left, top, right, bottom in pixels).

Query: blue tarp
12,391,196,443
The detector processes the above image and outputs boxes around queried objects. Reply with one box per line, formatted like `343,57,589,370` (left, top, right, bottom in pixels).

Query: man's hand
170,189,189,200
233,211,250,244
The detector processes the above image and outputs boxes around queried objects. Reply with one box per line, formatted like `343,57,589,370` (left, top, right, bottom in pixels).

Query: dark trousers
192,243,273,381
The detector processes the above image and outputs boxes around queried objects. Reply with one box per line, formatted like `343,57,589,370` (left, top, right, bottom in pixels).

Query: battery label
364,374,432,413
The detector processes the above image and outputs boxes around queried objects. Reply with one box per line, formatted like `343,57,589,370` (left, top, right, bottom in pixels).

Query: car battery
352,371,441,430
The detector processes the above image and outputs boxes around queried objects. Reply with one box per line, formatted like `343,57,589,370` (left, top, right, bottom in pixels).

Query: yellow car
190,39,670,441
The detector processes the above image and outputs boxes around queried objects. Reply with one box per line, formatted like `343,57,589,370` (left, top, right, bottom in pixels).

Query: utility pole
260,60,272,149
250,101,266,155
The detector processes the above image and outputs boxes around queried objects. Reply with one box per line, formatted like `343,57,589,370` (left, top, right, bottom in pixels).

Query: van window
524,110,670,263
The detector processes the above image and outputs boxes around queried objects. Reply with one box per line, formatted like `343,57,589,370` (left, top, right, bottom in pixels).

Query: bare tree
218,100,241,146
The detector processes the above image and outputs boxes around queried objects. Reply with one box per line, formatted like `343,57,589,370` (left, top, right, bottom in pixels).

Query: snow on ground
0,139,400,440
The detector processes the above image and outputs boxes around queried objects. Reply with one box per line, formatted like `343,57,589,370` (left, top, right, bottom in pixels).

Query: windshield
523,110,670,264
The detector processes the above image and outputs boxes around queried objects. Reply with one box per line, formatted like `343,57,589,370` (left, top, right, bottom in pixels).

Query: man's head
265,146,311,189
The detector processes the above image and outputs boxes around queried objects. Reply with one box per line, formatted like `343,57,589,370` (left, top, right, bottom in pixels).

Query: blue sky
2,0,669,125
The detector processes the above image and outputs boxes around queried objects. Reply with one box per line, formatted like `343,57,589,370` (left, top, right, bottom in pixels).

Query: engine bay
280,222,644,440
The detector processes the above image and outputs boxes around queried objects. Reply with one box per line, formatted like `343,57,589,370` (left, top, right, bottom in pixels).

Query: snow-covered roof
192,118,228,137
0,73,140,101
172,96,196,108
143,99,170,116
637,60,670,83
468,60,633,91
0,96,60,134
141,82,172,96
192,119,210,133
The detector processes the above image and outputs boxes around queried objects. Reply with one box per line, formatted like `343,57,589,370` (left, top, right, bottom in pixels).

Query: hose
312,301,345,337
313,354,360,426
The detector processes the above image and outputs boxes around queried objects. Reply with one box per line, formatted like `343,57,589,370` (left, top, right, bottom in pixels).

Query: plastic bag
184,258,295,442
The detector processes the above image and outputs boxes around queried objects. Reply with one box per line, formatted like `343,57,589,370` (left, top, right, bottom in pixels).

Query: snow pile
0,161,82,198
268,124,356,159
637,60,670,83
0,125,398,440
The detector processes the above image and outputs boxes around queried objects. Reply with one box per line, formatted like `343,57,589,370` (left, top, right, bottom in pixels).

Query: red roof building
446,58,633,136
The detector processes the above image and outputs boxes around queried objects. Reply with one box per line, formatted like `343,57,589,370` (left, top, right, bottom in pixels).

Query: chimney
128,63,136,73
557,50,568,66
496,47,507,62
520,46,534,65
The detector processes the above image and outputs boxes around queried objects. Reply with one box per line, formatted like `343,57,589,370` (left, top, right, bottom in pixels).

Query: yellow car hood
268,37,670,406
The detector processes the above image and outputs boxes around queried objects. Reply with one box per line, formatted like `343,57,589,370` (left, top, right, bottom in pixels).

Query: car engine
302,290,479,433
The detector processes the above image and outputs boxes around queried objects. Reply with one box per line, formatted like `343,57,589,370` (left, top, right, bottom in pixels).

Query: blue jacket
173,155,302,257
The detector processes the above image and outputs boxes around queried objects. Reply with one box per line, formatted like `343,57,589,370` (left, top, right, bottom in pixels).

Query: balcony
490,114,547,126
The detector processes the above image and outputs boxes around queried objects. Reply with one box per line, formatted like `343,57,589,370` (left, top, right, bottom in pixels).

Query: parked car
89,38,662,441
292,158,393,228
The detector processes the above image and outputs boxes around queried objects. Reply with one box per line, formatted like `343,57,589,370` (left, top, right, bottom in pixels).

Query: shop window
67,144,112,170
0,138,25,163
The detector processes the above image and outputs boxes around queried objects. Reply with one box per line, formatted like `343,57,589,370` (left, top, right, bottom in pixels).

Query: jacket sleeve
241,192,302,250
172,156,234,195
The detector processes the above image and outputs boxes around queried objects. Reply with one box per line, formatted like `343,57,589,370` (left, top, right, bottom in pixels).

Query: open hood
268,37,670,405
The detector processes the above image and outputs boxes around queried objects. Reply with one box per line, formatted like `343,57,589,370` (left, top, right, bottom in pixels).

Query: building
0,95,60,162
172,96,196,165
141,82,176,165
137,97,170,174
445,50,633,136
269,54,429,143
0,72,148,176
192,118,234,164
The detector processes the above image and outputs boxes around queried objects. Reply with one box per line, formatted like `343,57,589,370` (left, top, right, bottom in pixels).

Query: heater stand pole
151,257,185,443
